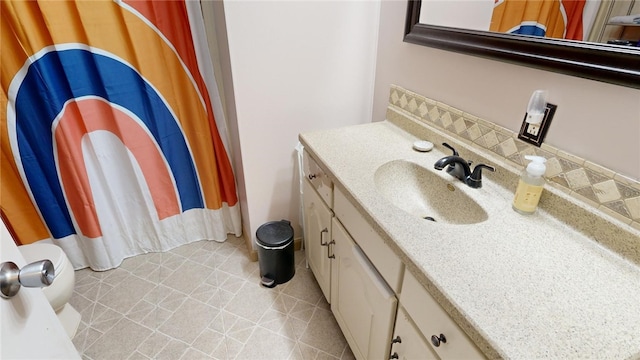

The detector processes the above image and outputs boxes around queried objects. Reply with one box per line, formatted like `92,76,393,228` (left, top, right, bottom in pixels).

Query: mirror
404,0,640,89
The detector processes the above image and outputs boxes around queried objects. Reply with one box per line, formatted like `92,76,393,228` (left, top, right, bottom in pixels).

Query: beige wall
221,1,380,246
373,0,640,181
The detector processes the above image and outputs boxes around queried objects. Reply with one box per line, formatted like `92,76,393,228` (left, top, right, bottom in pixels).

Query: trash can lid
256,220,293,247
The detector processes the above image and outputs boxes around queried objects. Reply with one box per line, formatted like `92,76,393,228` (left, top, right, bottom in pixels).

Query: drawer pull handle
308,174,317,180
391,336,402,344
328,240,336,259
390,352,399,359
431,334,447,347
320,228,329,246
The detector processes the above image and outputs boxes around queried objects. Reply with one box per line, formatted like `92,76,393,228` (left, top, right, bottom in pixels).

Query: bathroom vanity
299,103,640,359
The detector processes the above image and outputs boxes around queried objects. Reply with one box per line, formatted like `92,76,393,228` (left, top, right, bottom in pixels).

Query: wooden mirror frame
404,0,640,89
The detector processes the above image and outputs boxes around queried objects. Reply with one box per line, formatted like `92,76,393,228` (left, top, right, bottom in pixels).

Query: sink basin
374,160,488,224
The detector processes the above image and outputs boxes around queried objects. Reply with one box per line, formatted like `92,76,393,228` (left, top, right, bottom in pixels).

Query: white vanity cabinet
330,181,484,360
302,151,401,359
302,149,483,360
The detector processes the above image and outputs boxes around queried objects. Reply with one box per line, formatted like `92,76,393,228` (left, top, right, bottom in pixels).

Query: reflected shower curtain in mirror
1,0,242,270
491,0,586,40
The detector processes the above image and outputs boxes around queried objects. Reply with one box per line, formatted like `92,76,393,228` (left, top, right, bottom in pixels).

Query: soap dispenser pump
512,156,546,215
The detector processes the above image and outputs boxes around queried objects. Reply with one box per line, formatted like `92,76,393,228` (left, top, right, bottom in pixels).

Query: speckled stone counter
299,119,640,359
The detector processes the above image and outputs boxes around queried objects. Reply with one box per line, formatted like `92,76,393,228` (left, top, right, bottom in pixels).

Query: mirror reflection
420,0,640,47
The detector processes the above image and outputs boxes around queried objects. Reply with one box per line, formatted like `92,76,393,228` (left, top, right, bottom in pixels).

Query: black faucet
434,143,495,188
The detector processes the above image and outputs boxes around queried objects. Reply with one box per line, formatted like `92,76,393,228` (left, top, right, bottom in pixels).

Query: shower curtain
1,0,242,270
491,0,586,40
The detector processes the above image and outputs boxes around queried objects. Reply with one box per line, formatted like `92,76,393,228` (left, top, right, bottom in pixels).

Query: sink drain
423,216,436,222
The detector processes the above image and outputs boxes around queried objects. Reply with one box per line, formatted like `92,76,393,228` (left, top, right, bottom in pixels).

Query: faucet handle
442,143,459,156
441,143,463,175
467,164,495,189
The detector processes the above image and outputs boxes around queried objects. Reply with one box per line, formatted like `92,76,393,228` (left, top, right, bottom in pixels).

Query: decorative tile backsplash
388,85,640,230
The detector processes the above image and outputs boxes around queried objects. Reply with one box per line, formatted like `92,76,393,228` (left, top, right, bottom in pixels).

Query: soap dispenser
512,155,546,215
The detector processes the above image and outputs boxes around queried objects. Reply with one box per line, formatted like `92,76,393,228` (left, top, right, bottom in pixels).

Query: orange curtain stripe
54,99,182,238
123,0,238,207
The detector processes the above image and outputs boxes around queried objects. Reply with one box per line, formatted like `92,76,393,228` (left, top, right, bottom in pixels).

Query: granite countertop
299,120,640,359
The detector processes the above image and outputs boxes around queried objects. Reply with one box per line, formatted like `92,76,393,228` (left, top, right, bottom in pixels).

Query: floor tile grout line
81,293,107,351
183,294,226,353
74,318,91,353
232,324,259,360
80,320,103,354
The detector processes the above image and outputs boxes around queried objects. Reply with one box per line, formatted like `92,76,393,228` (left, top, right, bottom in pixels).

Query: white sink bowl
374,160,488,224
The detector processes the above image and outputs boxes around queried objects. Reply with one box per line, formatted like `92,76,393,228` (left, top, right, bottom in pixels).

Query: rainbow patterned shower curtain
491,0,586,40
1,1,241,270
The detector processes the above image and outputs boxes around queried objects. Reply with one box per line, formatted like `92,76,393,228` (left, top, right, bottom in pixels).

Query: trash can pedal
260,276,276,288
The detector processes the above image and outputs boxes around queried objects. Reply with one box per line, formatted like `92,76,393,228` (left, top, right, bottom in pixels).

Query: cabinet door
303,178,332,302
390,307,438,360
331,218,397,360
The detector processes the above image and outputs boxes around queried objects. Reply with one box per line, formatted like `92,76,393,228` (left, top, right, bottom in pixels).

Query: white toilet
19,243,81,339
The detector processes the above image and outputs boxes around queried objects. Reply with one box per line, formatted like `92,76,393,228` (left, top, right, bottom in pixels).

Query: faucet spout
433,143,495,188
433,155,471,181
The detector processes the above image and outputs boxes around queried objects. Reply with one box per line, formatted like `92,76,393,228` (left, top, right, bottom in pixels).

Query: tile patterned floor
69,236,354,360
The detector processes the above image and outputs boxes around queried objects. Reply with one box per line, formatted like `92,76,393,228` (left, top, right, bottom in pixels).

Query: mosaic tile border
388,85,640,230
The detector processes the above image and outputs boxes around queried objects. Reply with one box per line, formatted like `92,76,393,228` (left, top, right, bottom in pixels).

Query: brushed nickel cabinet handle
320,228,329,246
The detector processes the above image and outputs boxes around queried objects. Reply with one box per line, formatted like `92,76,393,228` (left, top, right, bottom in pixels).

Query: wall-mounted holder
518,103,557,147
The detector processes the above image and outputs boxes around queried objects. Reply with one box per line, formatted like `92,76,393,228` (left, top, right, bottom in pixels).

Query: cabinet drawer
401,270,485,359
333,186,403,293
303,150,333,207
391,306,438,360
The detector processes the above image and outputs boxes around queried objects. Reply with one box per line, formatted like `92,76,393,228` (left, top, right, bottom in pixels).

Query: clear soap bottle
512,156,546,215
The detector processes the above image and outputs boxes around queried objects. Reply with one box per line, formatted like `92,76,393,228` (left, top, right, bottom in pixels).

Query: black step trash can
256,219,295,288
